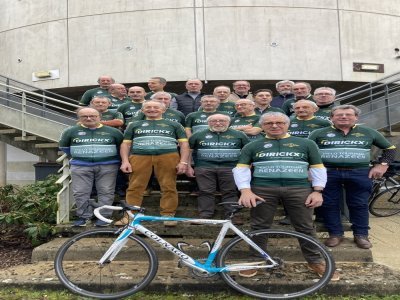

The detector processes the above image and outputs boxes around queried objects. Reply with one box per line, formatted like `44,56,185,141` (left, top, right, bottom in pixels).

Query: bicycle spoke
217,229,335,299
55,229,158,299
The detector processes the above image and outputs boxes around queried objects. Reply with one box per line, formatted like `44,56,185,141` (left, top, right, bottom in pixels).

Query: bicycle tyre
369,185,400,217
216,229,335,299
54,228,158,299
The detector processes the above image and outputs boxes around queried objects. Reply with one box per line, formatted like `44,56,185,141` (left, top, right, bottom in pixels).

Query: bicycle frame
369,175,400,202
94,206,280,274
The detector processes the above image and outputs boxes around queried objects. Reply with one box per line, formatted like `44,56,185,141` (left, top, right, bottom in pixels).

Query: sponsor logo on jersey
256,152,302,158
264,143,273,148
283,143,300,148
351,133,365,137
320,140,367,146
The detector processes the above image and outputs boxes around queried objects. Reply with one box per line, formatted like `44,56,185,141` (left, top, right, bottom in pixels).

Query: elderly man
282,82,314,116
309,105,396,249
175,79,205,116
213,85,237,117
271,80,295,108
227,80,254,102
313,87,337,121
233,112,339,280
187,114,249,223
185,95,225,138
117,86,146,125
59,107,123,227
107,83,130,112
90,96,124,128
79,75,114,106
133,92,185,126
230,99,263,140
289,100,331,138
118,101,190,226
253,89,284,115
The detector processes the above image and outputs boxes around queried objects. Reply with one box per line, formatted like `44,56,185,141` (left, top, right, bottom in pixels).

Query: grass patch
0,288,399,300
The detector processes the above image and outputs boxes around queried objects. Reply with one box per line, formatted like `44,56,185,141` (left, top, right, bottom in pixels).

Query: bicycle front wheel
369,186,400,217
54,228,158,299
216,229,335,299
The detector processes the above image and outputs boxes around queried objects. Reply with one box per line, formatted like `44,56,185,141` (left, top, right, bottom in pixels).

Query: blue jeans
71,164,119,219
321,168,372,236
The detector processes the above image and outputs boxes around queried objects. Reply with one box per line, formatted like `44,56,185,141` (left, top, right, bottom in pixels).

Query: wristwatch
312,189,323,193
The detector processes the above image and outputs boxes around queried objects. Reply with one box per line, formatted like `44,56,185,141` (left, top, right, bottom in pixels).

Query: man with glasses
59,107,123,227
313,87,337,121
187,114,249,223
233,112,339,280
227,80,254,102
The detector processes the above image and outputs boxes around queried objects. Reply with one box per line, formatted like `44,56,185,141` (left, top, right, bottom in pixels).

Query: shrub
0,175,60,246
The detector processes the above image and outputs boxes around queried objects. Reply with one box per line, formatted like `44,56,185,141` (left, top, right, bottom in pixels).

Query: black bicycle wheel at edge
216,229,335,299
369,186,400,217
54,228,158,299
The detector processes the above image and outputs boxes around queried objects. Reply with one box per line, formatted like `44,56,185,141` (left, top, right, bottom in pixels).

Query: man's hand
369,164,389,179
185,165,195,177
120,161,132,173
176,162,188,175
238,188,264,208
305,192,323,208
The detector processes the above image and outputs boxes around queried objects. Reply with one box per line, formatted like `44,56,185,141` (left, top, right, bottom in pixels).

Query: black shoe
279,216,291,225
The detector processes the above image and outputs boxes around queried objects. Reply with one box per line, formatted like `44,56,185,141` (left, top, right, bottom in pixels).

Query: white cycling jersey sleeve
232,166,252,190
310,167,327,188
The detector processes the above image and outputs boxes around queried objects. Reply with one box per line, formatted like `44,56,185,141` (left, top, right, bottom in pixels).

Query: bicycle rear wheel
216,229,335,299
369,186,400,217
54,228,158,299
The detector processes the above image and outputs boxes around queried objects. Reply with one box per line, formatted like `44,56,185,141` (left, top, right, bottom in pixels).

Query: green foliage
0,175,60,246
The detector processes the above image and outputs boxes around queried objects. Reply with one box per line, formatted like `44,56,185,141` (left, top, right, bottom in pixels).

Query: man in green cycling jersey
233,112,339,280
187,114,249,223
118,101,190,226
309,104,396,249
59,107,123,227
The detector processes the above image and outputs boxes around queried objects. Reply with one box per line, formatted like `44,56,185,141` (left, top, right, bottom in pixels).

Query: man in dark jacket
175,79,205,116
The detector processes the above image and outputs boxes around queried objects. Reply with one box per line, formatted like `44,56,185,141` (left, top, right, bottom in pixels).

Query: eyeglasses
209,119,229,123
262,122,287,127
79,115,99,119
235,103,252,107
315,93,333,96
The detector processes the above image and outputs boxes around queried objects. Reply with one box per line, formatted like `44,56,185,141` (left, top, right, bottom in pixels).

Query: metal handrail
0,74,79,104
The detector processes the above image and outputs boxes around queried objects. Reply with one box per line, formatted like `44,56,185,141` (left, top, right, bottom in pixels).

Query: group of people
59,76,396,280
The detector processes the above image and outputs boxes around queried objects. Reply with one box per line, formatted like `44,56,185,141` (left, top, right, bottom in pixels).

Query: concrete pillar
0,142,6,186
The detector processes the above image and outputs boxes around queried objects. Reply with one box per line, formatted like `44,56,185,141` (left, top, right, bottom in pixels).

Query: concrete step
33,229,371,263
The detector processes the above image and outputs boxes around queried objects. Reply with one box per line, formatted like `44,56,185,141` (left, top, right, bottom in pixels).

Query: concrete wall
1,0,400,89
6,145,38,185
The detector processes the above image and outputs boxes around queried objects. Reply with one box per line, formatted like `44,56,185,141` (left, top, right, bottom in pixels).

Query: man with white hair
313,87,337,121
289,100,331,138
271,80,295,108
79,75,114,106
233,111,339,280
187,114,249,223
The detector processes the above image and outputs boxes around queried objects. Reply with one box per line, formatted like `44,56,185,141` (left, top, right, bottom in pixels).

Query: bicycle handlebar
94,205,123,224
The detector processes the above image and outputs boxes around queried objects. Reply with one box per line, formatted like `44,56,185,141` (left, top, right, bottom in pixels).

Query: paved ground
368,214,400,270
